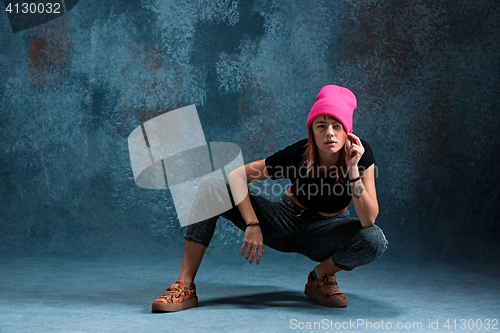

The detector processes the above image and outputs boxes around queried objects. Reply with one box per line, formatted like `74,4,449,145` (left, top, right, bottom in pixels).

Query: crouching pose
152,85,389,312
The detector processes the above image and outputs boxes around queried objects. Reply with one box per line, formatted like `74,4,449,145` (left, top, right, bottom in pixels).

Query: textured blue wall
0,0,499,262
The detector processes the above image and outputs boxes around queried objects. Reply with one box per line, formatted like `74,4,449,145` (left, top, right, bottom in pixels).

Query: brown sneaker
304,270,348,307
151,281,198,312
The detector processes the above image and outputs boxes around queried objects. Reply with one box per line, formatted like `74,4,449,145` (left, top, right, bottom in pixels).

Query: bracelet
347,176,361,183
246,222,260,228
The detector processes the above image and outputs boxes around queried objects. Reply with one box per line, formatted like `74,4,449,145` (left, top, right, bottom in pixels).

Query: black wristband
348,176,361,183
246,222,260,228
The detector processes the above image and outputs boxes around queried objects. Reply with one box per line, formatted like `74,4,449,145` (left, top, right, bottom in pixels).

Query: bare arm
227,159,270,264
344,133,379,228
349,164,379,227
226,159,270,225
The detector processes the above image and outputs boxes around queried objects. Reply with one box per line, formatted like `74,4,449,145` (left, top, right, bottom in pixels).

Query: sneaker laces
162,281,184,297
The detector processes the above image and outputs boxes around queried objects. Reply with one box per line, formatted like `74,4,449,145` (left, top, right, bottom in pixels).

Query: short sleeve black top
264,138,375,213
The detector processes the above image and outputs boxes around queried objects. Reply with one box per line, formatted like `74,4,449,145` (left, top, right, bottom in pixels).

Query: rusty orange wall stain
26,17,71,87
238,75,278,158
116,42,185,138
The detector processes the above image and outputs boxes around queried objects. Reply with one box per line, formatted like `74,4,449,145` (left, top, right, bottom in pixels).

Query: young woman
152,85,389,312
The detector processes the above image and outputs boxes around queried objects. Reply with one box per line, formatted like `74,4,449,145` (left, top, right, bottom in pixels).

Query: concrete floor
1,250,499,333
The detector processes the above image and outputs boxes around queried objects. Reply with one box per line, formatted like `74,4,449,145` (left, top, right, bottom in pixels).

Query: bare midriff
285,187,348,217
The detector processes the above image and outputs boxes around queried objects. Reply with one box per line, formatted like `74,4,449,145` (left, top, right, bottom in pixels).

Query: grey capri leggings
184,177,388,271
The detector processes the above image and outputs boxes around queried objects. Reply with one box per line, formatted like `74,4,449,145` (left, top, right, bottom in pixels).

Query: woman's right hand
228,159,270,266
241,225,265,265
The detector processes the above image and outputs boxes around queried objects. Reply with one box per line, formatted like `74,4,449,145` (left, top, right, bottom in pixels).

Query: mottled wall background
1,0,499,264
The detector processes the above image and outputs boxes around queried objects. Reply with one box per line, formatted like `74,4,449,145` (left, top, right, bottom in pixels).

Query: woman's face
312,115,347,155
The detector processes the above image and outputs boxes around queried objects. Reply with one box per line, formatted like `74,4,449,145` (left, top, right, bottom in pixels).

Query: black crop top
265,138,375,213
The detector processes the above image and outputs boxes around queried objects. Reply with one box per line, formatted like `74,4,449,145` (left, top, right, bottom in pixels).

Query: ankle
177,278,195,289
314,266,336,278
313,267,328,278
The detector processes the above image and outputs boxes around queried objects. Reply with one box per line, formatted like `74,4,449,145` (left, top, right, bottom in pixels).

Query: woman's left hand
344,133,365,167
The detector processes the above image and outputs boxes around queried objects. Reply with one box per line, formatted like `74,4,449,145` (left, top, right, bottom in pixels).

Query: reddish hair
299,119,348,184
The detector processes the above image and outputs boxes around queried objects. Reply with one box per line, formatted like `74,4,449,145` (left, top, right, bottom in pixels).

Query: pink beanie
306,85,357,137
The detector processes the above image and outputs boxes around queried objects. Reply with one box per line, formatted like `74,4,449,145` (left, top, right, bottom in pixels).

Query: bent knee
360,224,389,258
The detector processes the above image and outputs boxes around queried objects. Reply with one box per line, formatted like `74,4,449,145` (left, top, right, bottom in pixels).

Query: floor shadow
147,283,403,318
